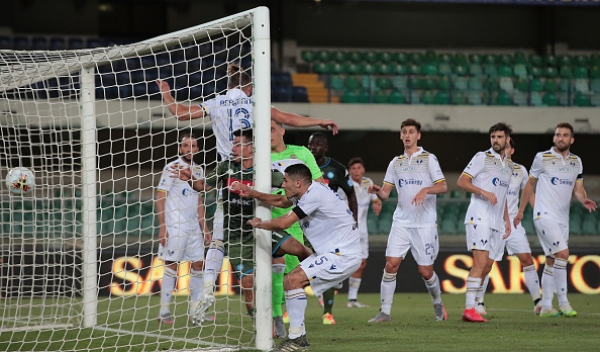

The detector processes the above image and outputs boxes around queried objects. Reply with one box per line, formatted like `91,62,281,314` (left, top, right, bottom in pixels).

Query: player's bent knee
418,265,434,280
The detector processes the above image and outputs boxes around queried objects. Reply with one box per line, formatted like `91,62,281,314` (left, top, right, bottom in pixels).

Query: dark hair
556,122,574,136
509,138,515,149
232,128,253,142
179,132,198,143
284,164,312,184
400,118,421,133
348,157,364,169
488,122,512,136
227,64,252,89
309,132,327,142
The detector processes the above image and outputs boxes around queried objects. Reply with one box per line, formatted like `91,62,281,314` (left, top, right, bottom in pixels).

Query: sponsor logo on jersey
491,177,509,187
550,177,574,186
182,188,193,196
400,166,416,172
398,179,423,187
507,190,519,196
558,166,571,172
227,178,254,194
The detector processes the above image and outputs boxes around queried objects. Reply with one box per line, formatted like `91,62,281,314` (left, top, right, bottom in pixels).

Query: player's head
271,120,286,151
400,118,421,150
308,132,328,160
178,132,199,163
488,122,512,154
231,128,253,162
227,64,252,96
553,122,575,152
283,164,312,198
348,157,365,182
505,138,515,159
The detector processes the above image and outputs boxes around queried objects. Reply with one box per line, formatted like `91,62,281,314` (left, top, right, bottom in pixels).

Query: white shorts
300,252,361,296
385,223,439,266
158,225,205,263
465,224,503,261
493,223,532,261
212,201,224,241
359,229,369,259
534,218,569,257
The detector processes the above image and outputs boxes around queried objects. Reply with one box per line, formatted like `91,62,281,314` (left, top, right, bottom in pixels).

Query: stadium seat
530,78,543,92
32,37,49,50
514,64,528,79
542,92,559,106
379,216,393,234
574,79,589,93
360,63,376,75
529,54,543,67
435,91,450,105
409,91,421,104
574,66,588,79
392,76,408,90
408,77,423,89
544,78,558,93
380,52,394,63
544,66,558,78
422,63,438,76
376,77,393,89
484,64,498,77
423,77,439,90
292,86,309,102
514,77,528,92
591,54,600,66
377,63,393,75
330,62,345,74
314,62,333,74
558,92,570,106
425,50,438,63
345,62,361,75
499,77,514,92
329,75,344,90
573,92,590,107
498,54,513,66
469,64,483,76
341,90,358,103
513,91,528,106
392,63,408,75
438,53,453,64
87,38,103,48
408,64,422,75
363,51,380,63
531,92,544,107
544,55,557,67
514,51,527,65
450,190,463,199
367,213,379,234
592,79,600,93
485,77,499,91
591,94,600,107
13,36,31,50
559,65,573,79
332,51,348,63
560,79,574,93
498,65,513,77
482,54,496,65
439,63,453,75
316,51,332,62
373,90,389,104
452,92,468,105
454,53,469,66
468,53,482,65
361,75,377,90
0,36,10,49
422,90,435,105
438,75,450,91
454,76,468,91
558,54,572,67
454,64,468,76
409,52,424,64
468,91,484,105
347,51,363,63
394,52,408,64
496,90,513,106
440,219,457,234
345,75,361,90
468,76,483,91
389,90,406,104
358,89,371,103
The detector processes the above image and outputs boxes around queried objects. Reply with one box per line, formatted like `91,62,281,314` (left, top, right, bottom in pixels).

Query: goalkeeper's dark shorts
227,230,291,279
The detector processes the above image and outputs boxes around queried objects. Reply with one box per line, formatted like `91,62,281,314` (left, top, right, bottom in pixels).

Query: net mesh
0,9,262,351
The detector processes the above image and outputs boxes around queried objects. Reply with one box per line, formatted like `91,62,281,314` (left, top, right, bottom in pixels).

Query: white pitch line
487,307,600,316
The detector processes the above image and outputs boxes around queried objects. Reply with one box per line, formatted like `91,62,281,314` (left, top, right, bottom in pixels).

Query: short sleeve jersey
292,182,361,255
199,88,253,160
353,177,378,232
157,157,204,229
319,157,355,197
507,162,528,219
383,148,445,228
462,148,514,231
528,148,583,225
205,161,284,243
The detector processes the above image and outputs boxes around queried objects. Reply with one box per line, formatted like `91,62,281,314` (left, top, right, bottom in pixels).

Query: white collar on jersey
403,146,424,159
487,147,508,165
550,147,572,161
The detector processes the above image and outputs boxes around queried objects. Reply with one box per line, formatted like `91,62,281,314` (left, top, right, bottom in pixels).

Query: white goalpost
0,6,272,351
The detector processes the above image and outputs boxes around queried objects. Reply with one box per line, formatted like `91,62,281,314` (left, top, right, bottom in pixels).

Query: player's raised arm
271,107,339,135
170,166,211,192
230,182,293,208
156,79,206,120
247,211,300,232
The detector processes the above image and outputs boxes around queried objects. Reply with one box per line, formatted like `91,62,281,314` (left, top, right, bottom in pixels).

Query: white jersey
292,182,361,255
507,162,528,219
383,147,445,228
352,177,378,233
529,148,583,225
462,148,514,231
157,157,204,229
199,88,253,160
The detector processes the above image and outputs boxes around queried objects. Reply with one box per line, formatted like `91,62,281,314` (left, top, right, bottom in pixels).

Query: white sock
203,241,225,299
522,264,541,302
423,272,442,304
465,276,481,309
189,269,203,315
160,267,177,315
348,277,362,301
475,275,489,305
541,264,555,310
284,288,307,339
553,258,569,307
380,270,397,315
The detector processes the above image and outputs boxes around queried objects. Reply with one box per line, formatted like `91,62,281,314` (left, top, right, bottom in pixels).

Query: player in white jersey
346,157,381,308
366,119,448,323
156,64,340,314
457,122,514,323
474,138,542,316
240,164,361,352
156,133,211,324
514,122,597,318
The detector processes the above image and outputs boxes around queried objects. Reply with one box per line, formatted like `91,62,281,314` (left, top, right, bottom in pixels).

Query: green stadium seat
344,62,360,75
341,90,358,103
423,77,439,90
542,92,559,106
513,91,528,106
530,66,543,77
482,54,496,65
392,75,408,90
373,90,389,104
454,76,468,91
559,65,573,79
348,51,363,63
570,217,583,235
530,78,543,92
440,219,457,234
468,76,483,91
438,53,453,64
574,92,590,107
434,91,450,105
485,77,499,91
330,62,345,74
574,79,589,93
531,92,544,107
408,77,423,89
468,53,482,65
496,90,513,106
484,64,498,77
514,77,528,92
332,51,348,63
360,63,376,75
394,52,409,64
367,213,379,233
454,64,468,76
314,62,333,74
409,91,421,104
380,52,394,63
422,90,435,105
573,66,588,79
376,77,393,89
425,50,438,63
591,66,600,79
559,92,570,106
452,92,468,105
514,64,528,79
316,51,332,63
392,63,408,75
361,75,377,90
544,78,558,93
544,66,558,78
522,218,535,235
544,55,557,67
592,79,600,93
529,55,543,67
469,64,483,76
450,190,463,198
455,53,469,65
558,55,571,67
498,65,513,77
345,75,360,90
409,52,424,64
591,93,600,107
422,63,438,76
389,90,406,104
301,50,316,63
408,63,422,75
560,79,573,92
329,75,344,90
377,63,393,75
378,215,393,234
357,89,370,103
591,53,600,65
468,91,484,105
438,75,451,91
438,63,453,76
573,54,588,67
363,51,380,63
499,77,514,92
514,51,527,65
498,54,513,66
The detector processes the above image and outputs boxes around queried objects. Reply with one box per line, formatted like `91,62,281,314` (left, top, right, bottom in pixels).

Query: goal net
0,6,273,351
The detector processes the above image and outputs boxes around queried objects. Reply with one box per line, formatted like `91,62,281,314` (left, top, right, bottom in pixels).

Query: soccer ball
5,167,35,195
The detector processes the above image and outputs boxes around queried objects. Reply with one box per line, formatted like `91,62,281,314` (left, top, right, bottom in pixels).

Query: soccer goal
0,6,273,351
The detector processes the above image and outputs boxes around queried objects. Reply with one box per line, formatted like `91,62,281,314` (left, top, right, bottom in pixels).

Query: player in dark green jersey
174,129,313,321
307,132,358,325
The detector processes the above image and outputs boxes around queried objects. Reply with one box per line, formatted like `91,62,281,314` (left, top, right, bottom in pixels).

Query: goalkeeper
173,129,313,324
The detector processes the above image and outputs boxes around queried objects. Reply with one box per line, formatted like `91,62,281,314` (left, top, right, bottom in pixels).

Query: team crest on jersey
290,154,297,159
236,263,244,272
327,172,334,178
